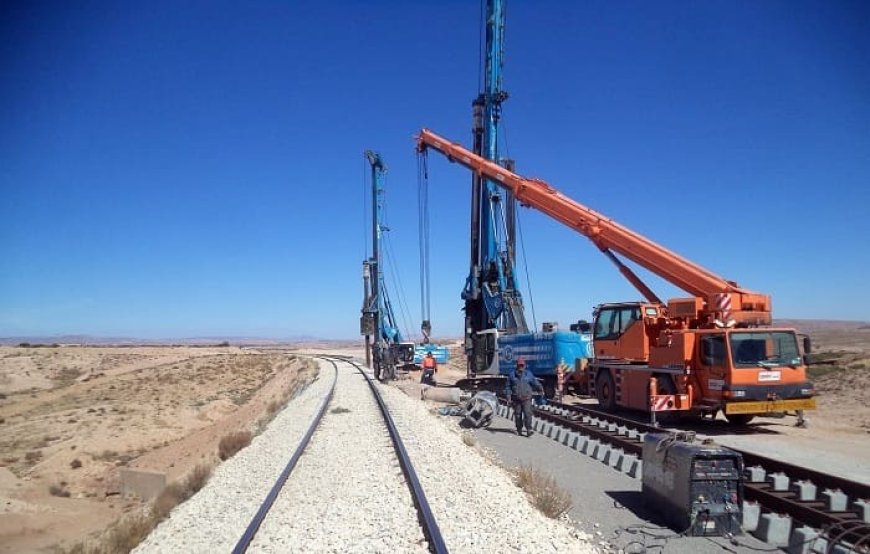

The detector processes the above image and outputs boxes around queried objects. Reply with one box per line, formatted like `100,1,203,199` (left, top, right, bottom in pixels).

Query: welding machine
642,432,743,536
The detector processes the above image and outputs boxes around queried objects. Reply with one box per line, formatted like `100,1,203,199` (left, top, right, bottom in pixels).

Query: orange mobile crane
417,128,816,425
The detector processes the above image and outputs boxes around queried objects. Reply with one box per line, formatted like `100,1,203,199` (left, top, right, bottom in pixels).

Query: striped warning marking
650,394,676,412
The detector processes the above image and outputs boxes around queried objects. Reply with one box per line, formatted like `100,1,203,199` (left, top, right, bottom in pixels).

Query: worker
505,357,543,437
421,351,437,385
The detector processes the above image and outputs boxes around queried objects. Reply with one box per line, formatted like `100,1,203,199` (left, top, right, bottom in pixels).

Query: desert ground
0,321,867,553
0,345,316,553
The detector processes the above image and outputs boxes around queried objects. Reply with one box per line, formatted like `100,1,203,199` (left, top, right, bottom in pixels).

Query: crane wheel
595,371,617,411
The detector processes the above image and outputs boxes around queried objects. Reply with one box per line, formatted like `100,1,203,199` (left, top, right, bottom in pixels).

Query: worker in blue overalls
505,357,543,437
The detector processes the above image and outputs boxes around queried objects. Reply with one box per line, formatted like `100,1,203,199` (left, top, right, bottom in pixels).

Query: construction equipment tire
595,371,617,411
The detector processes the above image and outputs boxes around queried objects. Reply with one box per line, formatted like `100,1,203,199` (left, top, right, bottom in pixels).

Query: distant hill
0,334,327,346
775,319,870,333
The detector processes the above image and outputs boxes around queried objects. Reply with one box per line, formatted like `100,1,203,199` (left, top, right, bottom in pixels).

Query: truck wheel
595,371,617,411
725,413,755,426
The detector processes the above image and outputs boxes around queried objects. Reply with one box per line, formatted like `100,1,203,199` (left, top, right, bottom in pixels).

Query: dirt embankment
0,346,317,553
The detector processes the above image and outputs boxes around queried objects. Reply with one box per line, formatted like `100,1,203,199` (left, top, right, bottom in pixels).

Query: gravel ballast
247,362,427,552
135,357,596,552
134,359,335,553
376,375,597,553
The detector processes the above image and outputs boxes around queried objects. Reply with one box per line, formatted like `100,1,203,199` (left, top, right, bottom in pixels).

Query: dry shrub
49,483,71,497
218,430,251,460
184,463,211,494
330,406,351,414
267,399,281,415
69,463,214,553
103,512,154,553
24,450,42,464
94,449,118,461
513,464,572,519
461,432,476,447
151,482,185,521
70,458,83,469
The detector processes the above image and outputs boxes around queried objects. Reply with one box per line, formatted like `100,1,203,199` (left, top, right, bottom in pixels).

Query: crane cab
591,302,665,363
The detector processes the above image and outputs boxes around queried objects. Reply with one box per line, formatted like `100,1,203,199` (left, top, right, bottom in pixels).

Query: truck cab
692,328,815,423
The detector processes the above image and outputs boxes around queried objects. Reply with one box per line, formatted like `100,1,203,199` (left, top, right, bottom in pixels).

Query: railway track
516,399,870,550
233,356,448,554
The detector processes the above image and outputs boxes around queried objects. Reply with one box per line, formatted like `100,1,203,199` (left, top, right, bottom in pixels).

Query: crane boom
417,128,772,326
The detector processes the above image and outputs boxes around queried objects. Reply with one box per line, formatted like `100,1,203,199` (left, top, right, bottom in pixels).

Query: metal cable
417,152,431,339
516,210,537,331
383,233,415,341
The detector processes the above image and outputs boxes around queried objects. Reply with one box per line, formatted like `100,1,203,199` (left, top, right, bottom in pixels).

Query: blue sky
2,1,868,339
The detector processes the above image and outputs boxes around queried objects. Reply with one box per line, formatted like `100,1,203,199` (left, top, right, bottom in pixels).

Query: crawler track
515,399,870,549
233,357,448,554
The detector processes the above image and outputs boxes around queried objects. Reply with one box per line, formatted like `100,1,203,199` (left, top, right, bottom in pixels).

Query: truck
415,129,816,425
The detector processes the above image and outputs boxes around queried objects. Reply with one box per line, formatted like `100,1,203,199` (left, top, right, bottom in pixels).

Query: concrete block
572,435,588,453
853,499,870,523
745,465,767,483
617,453,638,474
583,438,600,456
741,501,761,533
595,444,612,463
602,447,622,467
809,539,850,554
562,431,578,447
120,468,166,501
607,423,618,433
626,429,640,440
767,472,790,492
548,425,561,440
541,422,553,436
787,526,820,554
821,488,848,512
628,459,642,479
617,425,629,436
791,480,817,502
507,407,514,420
810,537,828,554
752,513,792,546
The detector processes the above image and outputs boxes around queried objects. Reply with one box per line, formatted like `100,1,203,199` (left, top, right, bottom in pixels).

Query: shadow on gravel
480,426,523,435
605,490,669,527
675,421,783,436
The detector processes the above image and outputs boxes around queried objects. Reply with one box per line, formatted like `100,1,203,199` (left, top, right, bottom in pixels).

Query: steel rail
344,358,449,554
232,357,339,554
510,398,870,546
547,400,870,502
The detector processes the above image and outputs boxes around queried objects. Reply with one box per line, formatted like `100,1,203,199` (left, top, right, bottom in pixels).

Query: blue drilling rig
457,0,592,395
360,150,415,381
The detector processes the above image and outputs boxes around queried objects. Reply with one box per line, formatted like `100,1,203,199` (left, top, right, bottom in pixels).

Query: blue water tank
497,331,592,377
